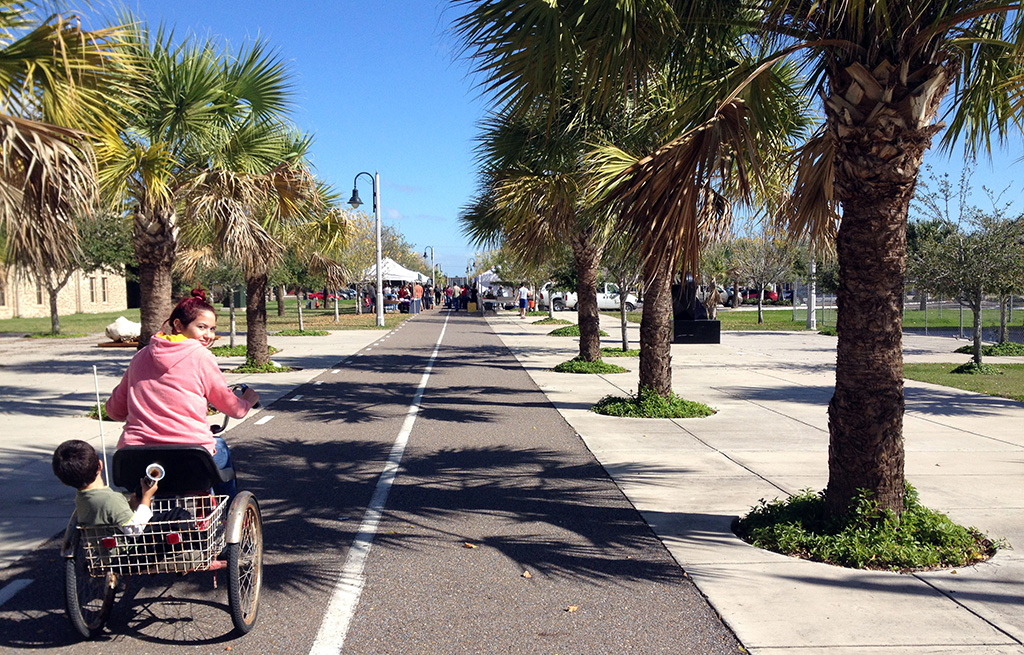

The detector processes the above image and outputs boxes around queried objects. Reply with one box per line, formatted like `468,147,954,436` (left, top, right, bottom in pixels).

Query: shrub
818,326,838,336
601,347,640,357
735,485,997,571
954,342,1024,357
548,325,609,337
210,345,281,357
592,387,715,418
227,363,293,373
532,317,572,325
951,362,1003,375
552,357,628,374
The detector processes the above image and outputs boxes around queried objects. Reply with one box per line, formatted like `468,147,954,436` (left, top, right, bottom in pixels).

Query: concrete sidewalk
488,312,1024,655
0,326,387,570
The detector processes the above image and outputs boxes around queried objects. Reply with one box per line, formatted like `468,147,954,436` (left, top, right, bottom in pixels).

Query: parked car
537,282,638,311
743,289,778,302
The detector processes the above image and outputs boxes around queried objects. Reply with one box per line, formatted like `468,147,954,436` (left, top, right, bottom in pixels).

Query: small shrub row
954,342,1024,357
601,347,640,357
592,387,715,418
532,317,572,325
227,362,293,373
735,485,997,571
210,344,281,357
552,357,628,374
951,362,1003,375
548,325,609,337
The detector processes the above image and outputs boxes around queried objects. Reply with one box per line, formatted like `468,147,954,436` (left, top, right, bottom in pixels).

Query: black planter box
673,319,721,344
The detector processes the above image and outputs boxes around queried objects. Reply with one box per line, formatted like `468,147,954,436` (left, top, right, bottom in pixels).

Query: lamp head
347,188,363,209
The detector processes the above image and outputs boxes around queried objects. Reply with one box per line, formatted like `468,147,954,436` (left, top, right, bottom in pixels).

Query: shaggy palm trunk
133,204,177,347
571,237,604,362
824,59,950,518
638,256,673,397
246,273,270,367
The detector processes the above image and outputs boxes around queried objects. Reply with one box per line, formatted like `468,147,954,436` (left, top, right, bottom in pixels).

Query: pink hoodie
107,336,252,455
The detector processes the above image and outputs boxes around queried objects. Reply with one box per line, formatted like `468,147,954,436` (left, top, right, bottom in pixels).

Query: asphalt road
0,310,741,654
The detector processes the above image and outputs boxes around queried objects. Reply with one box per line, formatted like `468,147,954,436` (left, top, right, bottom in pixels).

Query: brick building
0,269,128,319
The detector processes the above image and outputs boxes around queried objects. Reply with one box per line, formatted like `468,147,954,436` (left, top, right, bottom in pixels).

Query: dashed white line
0,579,32,608
309,311,451,655
255,416,274,425
289,395,304,402
331,369,340,374
314,381,324,386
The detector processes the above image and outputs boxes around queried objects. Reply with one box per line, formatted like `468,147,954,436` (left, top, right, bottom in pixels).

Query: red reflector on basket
166,532,182,545
100,537,117,548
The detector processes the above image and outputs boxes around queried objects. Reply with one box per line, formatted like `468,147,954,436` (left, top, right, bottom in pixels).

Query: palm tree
0,3,127,287
452,0,1024,517
98,21,294,346
462,106,613,361
178,124,346,367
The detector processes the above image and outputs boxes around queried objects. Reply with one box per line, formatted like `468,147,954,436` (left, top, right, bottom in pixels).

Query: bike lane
331,311,740,655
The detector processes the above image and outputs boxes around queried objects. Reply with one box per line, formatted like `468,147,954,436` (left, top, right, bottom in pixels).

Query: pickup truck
537,283,638,312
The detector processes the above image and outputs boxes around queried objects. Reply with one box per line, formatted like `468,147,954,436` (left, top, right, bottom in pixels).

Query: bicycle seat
113,446,235,495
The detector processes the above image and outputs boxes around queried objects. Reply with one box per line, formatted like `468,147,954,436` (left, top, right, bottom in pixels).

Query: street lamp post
423,246,435,289
348,171,384,327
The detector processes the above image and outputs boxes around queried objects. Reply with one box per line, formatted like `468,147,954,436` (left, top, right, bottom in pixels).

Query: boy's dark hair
52,440,100,490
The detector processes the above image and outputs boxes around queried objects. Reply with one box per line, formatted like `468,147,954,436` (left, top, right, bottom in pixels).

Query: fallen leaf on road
566,605,578,613
522,570,532,578
463,542,478,549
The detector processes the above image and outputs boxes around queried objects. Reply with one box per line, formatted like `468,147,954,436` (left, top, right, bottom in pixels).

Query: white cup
145,463,165,483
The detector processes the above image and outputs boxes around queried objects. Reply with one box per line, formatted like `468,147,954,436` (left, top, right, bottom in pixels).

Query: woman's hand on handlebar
236,383,261,408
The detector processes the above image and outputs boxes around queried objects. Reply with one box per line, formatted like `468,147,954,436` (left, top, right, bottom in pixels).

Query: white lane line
0,579,32,608
309,311,450,655
331,369,340,374
255,416,274,425
289,395,305,402
315,381,324,386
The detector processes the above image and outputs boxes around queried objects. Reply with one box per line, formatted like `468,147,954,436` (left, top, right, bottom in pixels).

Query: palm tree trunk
246,273,270,367
571,237,604,362
823,59,950,518
639,256,673,397
133,204,177,347
277,284,286,317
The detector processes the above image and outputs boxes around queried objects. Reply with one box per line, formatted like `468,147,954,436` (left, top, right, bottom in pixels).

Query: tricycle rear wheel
226,495,263,634
64,538,116,639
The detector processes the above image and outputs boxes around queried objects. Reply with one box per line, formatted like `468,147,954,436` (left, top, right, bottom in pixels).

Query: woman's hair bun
190,287,207,301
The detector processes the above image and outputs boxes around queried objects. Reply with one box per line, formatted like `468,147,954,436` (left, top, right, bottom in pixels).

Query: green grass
552,357,628,374
954,342,1024,357
209,344,281,357
601,347,640,357
548,324,609,337
735,485,997,571
0,308,141,335
592,387,716,418
531,317,572,325
903,363,1024,402
86,404,111,420
275,329,329,336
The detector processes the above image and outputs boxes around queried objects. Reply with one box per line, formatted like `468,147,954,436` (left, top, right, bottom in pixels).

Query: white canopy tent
363,257,429,283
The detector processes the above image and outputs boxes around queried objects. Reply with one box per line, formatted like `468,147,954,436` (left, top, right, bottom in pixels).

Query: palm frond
0,113,96,273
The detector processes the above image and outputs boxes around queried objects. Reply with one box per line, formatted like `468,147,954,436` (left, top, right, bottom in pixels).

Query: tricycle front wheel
64,539,116,639
226,495,263,635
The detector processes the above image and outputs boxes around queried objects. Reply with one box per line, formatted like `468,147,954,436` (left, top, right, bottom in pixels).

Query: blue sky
84,2,1022,273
